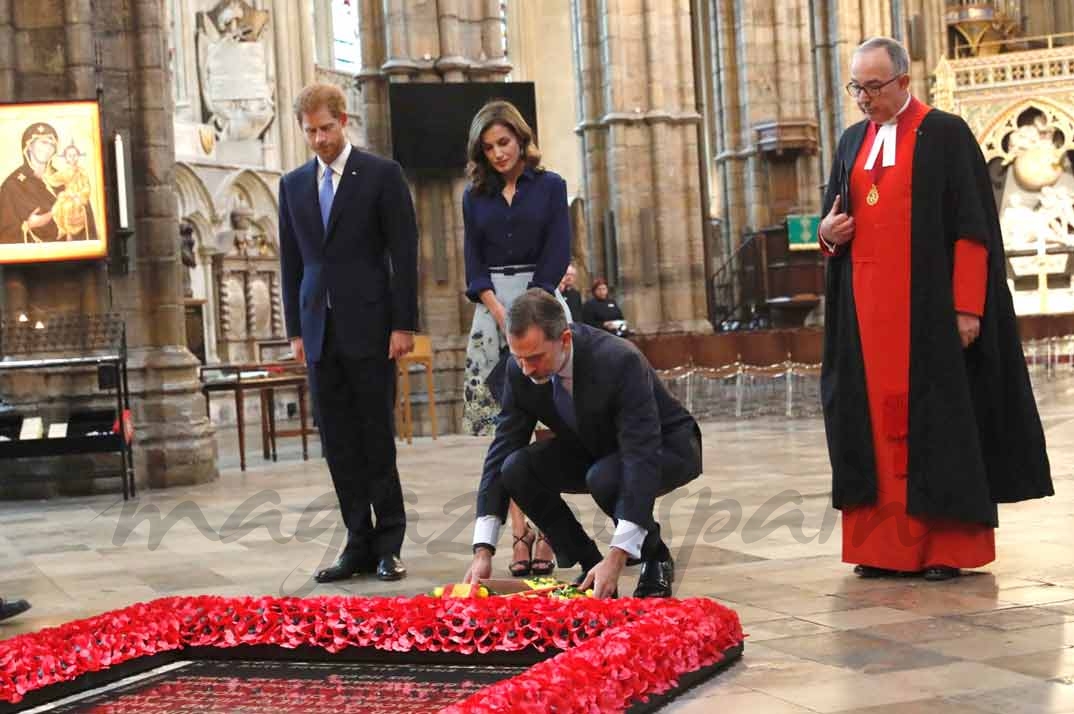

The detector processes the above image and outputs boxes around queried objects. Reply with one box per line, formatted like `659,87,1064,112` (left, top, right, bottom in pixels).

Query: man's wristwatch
473,543,496,556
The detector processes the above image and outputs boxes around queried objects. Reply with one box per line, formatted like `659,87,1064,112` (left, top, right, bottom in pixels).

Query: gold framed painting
0,100,109,264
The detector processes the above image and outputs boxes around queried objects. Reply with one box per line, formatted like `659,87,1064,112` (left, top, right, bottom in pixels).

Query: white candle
115,133,128,229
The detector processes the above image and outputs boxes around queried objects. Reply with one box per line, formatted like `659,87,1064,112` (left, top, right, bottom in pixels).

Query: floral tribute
0,594,743,712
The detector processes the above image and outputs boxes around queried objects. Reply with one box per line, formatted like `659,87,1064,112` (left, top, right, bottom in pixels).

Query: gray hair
506,288,569,341
855,37,910,76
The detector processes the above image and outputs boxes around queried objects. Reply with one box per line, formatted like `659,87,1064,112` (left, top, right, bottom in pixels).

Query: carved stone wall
0,0,218,492
168,0,318,429
934,42,1074,315
174,163,281,365
170,0,316,171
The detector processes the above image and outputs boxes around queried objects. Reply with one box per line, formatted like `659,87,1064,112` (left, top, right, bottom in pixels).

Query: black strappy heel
530,532,555,576
509,527,535,577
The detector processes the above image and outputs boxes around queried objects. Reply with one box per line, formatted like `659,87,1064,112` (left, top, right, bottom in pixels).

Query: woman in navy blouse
462,100,572,577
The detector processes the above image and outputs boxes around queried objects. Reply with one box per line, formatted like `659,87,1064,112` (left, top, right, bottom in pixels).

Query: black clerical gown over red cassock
819,97,1053,571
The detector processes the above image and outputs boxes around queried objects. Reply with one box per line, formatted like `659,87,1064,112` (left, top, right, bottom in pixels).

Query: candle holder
110,130,135,276
110,227,134,276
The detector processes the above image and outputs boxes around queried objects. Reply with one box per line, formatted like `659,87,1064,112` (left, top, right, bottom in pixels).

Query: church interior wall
3,0,1073,490
0,0,219,493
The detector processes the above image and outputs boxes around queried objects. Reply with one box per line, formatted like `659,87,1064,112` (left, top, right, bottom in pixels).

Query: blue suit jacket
477,324,701,526
279,147,419,361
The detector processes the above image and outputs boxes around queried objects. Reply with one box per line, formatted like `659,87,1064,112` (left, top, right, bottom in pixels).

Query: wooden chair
395,334,438,444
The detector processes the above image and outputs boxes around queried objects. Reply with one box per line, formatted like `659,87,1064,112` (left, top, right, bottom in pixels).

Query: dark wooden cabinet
739,224,825,328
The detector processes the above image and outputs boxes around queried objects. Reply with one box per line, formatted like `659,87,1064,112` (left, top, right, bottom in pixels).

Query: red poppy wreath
0,594,743,712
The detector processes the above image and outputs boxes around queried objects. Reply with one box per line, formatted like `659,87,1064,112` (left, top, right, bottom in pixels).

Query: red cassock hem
842,507,995,571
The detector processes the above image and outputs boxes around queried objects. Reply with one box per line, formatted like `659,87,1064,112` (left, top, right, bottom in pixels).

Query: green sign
787,214,821,251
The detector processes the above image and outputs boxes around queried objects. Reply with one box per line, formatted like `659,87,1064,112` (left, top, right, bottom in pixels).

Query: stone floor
1,374,1073,713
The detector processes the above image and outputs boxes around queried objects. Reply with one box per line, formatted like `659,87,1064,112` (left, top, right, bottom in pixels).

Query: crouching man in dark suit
463,289,703,598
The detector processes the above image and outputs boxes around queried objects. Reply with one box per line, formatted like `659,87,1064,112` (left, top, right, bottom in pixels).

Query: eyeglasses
845,76,903,98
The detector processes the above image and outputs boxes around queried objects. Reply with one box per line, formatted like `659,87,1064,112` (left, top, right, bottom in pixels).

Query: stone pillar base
129,347,218,490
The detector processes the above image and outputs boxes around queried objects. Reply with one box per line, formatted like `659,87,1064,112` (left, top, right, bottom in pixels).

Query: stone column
0,0,217,491
506,0,583,196
573,0,609,278
0,0,12,99
64,0,93,95
274,0,318,170
571,0,709,333
358,0,389,154
111,0,217,487
720,0,821,227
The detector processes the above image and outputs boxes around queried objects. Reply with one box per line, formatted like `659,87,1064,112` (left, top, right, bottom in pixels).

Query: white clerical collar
864,95,912,170
882,94,913,127
318,142,352,181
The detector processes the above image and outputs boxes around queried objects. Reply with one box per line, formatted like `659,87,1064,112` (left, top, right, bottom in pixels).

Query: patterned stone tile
947,681,1074,713
0,378,1071,714
985,647,1074,683
760,630,957,674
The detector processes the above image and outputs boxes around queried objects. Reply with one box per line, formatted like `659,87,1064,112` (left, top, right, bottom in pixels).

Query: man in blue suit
279,83,418,583
463,289,703,598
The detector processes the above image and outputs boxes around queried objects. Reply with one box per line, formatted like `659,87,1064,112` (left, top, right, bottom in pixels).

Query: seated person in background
582,278,630,337
559,264,583,321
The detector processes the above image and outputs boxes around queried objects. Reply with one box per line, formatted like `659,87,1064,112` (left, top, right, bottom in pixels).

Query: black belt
489,264,537,276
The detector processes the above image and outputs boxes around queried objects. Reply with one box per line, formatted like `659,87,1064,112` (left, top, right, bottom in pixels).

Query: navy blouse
462,167,571,302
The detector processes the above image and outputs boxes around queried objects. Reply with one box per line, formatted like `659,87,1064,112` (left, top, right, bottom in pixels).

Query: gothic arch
978,97,1074,165
215,169,279,242
174,162,218,225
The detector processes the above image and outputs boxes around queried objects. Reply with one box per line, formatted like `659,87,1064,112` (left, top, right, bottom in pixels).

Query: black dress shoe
923,566,960,581
314,551,376,583
0,598,31,622
570,570,618,598
633,558,674,598
853,564,925,578
376,554,407,581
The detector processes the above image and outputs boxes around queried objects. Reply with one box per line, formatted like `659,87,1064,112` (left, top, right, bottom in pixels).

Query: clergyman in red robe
818,37,1052,582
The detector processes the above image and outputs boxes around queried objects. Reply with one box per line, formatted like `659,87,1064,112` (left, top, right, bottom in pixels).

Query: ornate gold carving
933,57,957,113
946,4,1021,58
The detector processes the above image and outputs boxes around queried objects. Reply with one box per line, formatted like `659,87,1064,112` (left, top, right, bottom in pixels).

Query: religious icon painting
0,100,109,264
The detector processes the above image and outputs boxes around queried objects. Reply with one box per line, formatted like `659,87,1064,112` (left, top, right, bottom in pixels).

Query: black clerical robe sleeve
948,120,993,251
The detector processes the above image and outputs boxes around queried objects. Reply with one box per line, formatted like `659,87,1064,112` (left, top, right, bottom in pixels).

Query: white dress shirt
473,343,650,560
317,143,351,309
317,142,352,191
